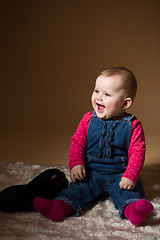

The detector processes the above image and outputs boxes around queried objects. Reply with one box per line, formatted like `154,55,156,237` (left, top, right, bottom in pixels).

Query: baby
34,67,154,225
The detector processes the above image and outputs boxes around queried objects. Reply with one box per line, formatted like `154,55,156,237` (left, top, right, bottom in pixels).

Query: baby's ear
123,97,132,110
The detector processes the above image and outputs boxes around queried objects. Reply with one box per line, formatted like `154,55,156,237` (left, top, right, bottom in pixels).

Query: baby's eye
94,89,99,93
105,93,111,97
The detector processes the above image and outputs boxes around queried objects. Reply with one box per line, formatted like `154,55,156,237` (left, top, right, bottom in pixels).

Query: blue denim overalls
58,111,145,218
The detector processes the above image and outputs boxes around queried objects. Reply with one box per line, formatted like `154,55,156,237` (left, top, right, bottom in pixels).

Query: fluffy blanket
0,162,160,240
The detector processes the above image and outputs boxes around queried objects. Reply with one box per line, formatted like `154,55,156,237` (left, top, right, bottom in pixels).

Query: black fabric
0,168,68,212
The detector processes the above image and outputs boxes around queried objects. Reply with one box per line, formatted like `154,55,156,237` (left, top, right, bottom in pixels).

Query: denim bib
86,111,135,174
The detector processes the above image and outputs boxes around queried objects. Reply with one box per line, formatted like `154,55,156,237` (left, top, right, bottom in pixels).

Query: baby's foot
33,197,74,221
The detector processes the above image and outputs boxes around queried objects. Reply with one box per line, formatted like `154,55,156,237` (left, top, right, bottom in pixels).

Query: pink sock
124,199,154,225
33,197,74,222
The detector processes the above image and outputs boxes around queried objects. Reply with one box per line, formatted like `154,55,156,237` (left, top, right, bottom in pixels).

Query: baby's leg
105,174,153,225
124,199,153,225
34,171,104,221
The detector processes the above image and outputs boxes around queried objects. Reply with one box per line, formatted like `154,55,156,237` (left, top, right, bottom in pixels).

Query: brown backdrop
1,0,160,165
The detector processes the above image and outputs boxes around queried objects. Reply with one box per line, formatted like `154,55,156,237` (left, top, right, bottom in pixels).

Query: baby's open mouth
96,103,105,111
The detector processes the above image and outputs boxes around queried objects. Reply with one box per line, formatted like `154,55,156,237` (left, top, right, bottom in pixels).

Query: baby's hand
70,165,86,182
119,177,135,191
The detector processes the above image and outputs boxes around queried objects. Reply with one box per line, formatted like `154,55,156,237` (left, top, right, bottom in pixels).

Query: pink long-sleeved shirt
69,112,146,184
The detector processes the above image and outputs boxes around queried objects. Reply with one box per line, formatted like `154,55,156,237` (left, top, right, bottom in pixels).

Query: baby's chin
95,111,108,120
95,110,123,120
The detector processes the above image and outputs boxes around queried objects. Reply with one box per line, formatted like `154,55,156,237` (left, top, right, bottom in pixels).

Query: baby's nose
97,93,103,101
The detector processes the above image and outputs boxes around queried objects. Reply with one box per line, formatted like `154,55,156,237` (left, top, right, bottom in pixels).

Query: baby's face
91,75,126,120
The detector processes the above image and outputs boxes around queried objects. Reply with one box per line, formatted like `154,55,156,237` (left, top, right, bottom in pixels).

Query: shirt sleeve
122,118,146,184
69,112,93,171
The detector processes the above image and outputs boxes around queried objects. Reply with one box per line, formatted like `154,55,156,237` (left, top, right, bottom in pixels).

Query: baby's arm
120,119,146,190
69,112,92,170
69,112,93,182
70,165,86,182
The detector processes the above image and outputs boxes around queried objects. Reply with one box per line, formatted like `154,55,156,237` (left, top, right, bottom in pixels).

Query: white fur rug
0,162,160,240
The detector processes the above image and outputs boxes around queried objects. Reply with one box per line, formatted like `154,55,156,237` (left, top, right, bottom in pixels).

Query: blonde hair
100,67,137,101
